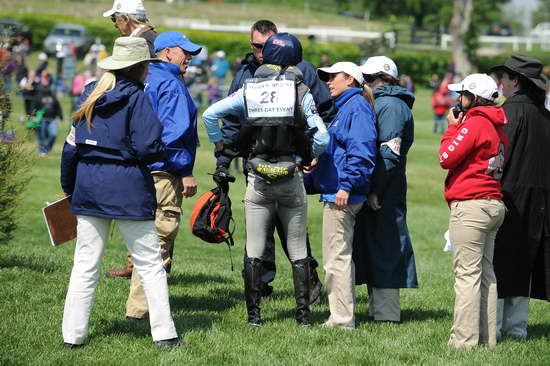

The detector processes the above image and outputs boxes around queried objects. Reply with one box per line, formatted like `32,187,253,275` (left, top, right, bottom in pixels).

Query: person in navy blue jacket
217,19,332,304
307,61,377,329
60,37,181,349
124,30,202,321
353,56,418,324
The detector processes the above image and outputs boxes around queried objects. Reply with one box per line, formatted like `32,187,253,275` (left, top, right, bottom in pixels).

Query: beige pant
448,199,505,349
63,216,177,344
126,172,183,318
368,287,401,322
322,202,363,329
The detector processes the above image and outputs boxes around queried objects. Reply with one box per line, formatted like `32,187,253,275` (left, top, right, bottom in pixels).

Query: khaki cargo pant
448,198,505,349
126,172,183,318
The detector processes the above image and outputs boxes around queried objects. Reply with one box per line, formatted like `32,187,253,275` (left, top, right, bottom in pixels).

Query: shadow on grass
171,288,241,313
527,322,550,340
92,313,213,341
0,253,59,273
168,272,232,286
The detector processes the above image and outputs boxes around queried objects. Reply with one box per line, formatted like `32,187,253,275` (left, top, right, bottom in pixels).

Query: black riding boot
243,256,263,326
291,258,312,326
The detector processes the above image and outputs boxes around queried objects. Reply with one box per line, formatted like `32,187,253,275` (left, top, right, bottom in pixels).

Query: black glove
213,166,236,186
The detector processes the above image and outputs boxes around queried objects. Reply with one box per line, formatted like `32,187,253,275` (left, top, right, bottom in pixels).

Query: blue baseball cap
154,31,202,55
262,33,302,67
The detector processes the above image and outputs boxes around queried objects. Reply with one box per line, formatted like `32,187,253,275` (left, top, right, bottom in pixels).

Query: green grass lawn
1,85,550,365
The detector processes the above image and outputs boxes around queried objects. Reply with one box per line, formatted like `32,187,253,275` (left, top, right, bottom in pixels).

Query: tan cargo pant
126,172,183,318
322,202,363,329
448,198,505,349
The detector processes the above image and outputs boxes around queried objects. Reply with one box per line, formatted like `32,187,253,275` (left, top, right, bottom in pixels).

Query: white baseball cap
448,73,499,101
360,56,398,78
318,62,364,85
103,0,147,17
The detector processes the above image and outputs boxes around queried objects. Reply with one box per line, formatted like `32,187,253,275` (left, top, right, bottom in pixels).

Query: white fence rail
441,34,550,51
164,18,395,46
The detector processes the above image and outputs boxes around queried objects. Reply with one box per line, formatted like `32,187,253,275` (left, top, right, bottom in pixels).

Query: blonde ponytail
362,83,375,106
72,71,116,131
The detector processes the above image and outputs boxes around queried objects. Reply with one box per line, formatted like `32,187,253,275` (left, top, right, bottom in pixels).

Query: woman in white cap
439,73,507,349
354,56,418,324
60,37,181,349
306,62,377,329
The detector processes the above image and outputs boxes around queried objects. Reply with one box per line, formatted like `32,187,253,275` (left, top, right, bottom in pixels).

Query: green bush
0,78,33,245
0,12,361,65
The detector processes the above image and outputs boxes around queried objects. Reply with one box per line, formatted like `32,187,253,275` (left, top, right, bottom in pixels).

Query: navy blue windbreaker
60,76,165,221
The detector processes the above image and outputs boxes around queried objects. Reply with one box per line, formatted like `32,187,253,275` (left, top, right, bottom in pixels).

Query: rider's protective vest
242,64,310,160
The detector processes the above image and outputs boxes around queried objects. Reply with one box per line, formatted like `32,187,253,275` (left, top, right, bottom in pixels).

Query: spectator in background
210,50,230,86
429,73,440,92
490,55,550,341
103,0,157,57
231,55,243,76
432,81,453,134
440,73,507,349
354,56,418,324
32,74,63,156
319,53,330,68
35,52,48,77
206,76,221,105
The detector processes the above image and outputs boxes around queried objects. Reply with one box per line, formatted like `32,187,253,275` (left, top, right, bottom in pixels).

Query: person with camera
202,33,329,327
439,73,507,349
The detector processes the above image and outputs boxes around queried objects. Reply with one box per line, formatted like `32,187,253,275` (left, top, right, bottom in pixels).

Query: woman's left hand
335,189,349,209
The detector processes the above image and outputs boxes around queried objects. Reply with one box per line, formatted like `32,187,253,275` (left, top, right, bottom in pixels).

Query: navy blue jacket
352,85,418,289
305,88,377,202
60,76,165,221
145,61,198,177
218,53,335,166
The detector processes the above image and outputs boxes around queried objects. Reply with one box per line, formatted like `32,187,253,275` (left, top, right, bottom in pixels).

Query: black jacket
494,91,550,300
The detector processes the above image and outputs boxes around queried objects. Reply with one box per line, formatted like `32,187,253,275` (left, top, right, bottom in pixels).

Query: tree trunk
450,0,473,77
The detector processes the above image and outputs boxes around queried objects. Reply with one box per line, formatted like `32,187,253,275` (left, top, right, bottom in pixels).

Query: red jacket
439,106,507,204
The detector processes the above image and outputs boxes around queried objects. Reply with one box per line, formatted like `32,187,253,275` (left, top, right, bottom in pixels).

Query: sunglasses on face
251,42,264,50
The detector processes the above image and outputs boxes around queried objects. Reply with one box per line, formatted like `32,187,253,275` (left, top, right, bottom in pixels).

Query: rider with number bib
202,33,329,327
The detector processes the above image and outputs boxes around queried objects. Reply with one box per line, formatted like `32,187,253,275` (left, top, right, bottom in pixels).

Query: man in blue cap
125,30,202,321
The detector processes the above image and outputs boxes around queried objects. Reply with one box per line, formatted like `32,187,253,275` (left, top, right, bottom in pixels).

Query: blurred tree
451,0,474,76
532,0,550,26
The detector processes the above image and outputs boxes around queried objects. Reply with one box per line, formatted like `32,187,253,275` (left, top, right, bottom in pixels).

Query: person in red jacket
432,79,453,134
439,73,507,349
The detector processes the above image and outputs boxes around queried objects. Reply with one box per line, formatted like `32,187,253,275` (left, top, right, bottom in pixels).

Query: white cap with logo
360,56,398,78
318,62,364,85
103,0,147,17
448,73,499,101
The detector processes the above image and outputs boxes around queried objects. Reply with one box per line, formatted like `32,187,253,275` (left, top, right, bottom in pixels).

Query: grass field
1,80,550,366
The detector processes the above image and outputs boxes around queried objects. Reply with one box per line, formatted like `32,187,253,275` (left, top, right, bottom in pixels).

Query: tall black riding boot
243,256,263,326
291,258,312,326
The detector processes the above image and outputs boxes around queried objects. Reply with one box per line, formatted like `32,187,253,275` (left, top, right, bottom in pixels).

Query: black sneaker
64,342,82,349
153,337,185,348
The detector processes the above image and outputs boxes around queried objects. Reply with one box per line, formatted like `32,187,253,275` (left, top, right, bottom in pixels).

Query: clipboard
42,195,77,246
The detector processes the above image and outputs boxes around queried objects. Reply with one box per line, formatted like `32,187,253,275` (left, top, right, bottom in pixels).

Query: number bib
244,79,296,119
